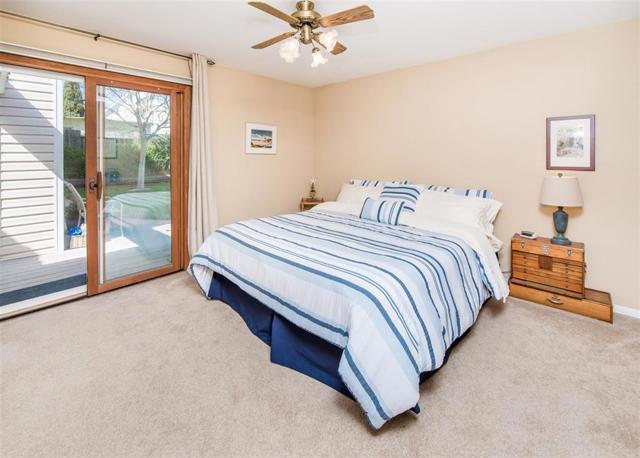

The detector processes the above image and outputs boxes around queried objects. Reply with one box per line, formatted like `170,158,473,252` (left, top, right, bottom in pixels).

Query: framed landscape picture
245,122,277,155
546,114,595,171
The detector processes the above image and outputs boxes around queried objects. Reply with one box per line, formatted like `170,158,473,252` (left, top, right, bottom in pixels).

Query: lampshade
539,174,584,207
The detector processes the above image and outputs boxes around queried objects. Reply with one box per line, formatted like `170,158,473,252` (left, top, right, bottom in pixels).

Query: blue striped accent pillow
350,179,410,187
380,184,424,213
359,198,405,225
424,184,493,199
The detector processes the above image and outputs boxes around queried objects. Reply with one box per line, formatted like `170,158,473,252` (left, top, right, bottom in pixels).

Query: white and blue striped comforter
189,209,507,429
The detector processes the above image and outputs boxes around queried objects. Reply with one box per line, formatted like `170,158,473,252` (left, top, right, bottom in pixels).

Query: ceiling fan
249,1,375,67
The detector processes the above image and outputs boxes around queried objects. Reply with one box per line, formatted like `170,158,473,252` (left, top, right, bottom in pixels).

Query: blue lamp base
551,206,572,245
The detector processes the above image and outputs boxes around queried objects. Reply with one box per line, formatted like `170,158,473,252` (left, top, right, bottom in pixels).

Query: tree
104,88,169,189
146,136,170,174
63,82,85,117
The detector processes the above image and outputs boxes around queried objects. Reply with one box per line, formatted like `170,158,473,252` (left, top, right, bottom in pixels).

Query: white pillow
414,190,502,237
401,212,504,253
336,183,382,207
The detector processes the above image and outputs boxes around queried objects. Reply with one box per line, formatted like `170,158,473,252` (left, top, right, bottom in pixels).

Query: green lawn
75,180,170,200
105,181,171,198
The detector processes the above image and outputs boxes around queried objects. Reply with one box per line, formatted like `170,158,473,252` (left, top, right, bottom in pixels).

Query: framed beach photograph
245,122,277,155
546,114,595,171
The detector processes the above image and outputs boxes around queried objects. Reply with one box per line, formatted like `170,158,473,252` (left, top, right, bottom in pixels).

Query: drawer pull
520,241,525,249
542,244,550,255
567,248,572,257
547,295,564,305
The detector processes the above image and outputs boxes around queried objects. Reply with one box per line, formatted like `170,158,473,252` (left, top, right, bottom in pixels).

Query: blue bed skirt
208,273,468,405
209,273,353,398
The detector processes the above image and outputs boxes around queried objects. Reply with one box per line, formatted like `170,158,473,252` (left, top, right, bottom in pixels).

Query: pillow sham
424,184,493,199
380,183,424,213
414,190,502,236
400,212,504,252
336,183,383,206
350,179,410,187
359,198,405,225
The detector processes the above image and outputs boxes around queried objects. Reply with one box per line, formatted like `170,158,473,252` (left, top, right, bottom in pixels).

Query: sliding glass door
0,53,190,316
87,79,182,294
96,84,172,282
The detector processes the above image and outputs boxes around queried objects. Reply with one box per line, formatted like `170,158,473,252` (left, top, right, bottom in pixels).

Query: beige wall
0,14,191,79
637,22,640,307
315,19,639,309
0,14,315,228
209,67,314,226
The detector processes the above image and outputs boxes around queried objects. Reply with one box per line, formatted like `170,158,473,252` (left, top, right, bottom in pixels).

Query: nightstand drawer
511,269,584,295
511,250,584,295
511,238,584,262
512,252,584,273
509,282,612,322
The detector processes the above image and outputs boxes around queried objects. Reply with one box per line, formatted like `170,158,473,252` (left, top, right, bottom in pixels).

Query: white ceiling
2,1,639,87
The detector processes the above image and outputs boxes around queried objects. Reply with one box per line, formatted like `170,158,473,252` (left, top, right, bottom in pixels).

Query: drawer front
511,239,584,262
512,252,584,276
511,269,583,294
512,251,584,295
509,282,612,322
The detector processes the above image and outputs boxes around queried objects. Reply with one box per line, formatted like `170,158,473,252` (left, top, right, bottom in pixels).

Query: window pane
97,86,171,282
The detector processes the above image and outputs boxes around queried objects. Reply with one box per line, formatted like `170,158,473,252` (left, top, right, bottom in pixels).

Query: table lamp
539,173,583,245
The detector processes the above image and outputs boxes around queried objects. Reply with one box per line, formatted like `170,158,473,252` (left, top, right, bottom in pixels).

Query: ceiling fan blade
318,5,374,27
313,37,348,55
252,32,296,49
248,2,299,26
330,41,347,55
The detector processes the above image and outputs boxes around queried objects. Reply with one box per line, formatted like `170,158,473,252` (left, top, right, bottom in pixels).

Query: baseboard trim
613,304,640,319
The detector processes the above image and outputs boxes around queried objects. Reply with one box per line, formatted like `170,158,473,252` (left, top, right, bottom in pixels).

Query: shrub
146,136,170,174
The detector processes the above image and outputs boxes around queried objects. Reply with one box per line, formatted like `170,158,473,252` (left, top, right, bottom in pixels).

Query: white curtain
188,54,218,256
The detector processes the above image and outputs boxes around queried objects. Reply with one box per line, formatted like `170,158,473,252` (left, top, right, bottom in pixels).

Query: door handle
96,171,102,200
88,172,103,199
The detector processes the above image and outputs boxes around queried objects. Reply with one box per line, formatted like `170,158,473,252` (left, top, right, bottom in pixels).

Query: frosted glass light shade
318,29,338,52
540,174,584,207
279,38,300,63
311,48,328,67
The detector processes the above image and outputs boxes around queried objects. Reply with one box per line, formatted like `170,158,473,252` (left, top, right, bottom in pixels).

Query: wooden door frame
0,52,192,296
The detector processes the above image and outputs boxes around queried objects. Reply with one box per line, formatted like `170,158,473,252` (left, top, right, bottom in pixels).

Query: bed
189,197,508,429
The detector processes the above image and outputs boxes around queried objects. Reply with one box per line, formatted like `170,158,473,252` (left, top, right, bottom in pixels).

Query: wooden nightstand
509,234,612,322
299,197,324,211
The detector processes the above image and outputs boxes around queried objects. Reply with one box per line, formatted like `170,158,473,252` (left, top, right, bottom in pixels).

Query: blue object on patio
67,226,82,236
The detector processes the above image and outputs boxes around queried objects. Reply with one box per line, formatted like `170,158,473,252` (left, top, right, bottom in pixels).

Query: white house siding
0,72,62,259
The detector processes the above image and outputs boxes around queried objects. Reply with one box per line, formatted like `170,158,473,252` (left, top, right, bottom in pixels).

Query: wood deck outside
0,236,171,297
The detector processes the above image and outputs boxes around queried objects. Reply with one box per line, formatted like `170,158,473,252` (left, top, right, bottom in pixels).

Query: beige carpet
1,272,638,458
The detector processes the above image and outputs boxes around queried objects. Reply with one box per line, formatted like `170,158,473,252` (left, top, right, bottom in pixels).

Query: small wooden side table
299,197,324,211
509,233,612,322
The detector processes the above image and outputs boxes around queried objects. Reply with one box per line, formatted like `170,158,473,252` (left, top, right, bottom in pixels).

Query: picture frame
245,122,277,155
546,114,595,171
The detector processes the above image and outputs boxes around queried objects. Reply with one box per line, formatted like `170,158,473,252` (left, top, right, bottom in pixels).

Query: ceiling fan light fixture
318,29,338,52
279,38,300,63
249,2,375,63
311,47,328,68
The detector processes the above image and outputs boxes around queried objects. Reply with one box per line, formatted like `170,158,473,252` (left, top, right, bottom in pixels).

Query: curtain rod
0,10,215,65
